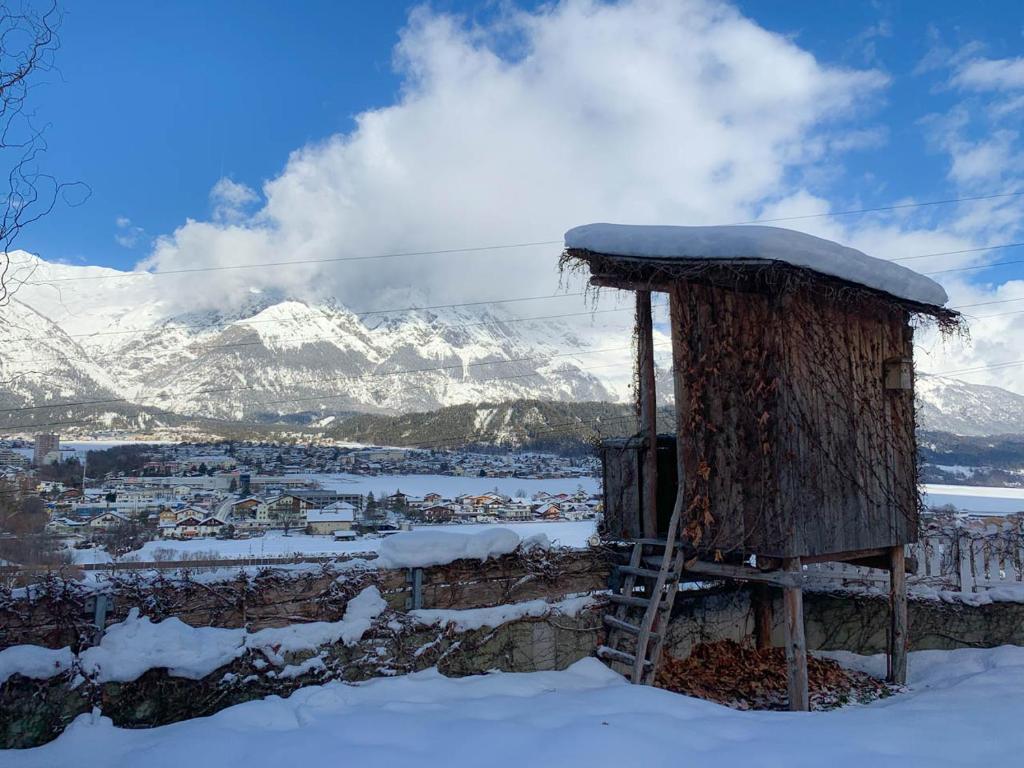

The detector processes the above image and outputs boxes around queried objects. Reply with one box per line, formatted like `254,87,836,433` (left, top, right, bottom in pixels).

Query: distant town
0,434,601,564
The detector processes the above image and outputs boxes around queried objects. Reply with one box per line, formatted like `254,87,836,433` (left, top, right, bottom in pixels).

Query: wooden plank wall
777,294,917,557
667,281,918,558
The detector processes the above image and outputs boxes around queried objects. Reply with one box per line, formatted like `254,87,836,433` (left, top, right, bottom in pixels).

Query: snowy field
7,646,1024,767
120,521,596,562
315,472,599,498
921,483,1024,515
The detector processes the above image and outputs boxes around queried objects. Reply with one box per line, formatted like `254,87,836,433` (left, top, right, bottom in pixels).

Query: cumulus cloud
133,0,1023,393
139,0,885,311
114,216,145,249
210,177,260,222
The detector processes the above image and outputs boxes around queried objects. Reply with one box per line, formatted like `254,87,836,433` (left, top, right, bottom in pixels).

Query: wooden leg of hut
782,558,809,711
888,545,908,686
636,290,658,540
753,585,773,650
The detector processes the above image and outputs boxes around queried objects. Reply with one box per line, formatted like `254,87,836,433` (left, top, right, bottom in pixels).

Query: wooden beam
682,560,801,587
888,545,908,685
782,557,809,711
753,585,774,650
636,290,659,539
590,275,672,293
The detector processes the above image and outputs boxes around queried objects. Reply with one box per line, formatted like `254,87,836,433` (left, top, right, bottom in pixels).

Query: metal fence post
405,567,423,610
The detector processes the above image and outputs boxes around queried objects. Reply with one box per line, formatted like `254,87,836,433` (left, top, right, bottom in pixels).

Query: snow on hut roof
564,223,948,307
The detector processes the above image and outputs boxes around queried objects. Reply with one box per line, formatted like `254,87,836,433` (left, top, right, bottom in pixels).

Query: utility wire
11,189,1023,286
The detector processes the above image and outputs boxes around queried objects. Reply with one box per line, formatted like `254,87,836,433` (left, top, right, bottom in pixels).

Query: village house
87,511,130,530
305,501,356,535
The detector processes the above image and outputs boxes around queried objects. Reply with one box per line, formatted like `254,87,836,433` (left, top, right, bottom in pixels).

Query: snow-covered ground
121,521,596,562
315,472,599,498
921,483,1024,515
7,646,1024,767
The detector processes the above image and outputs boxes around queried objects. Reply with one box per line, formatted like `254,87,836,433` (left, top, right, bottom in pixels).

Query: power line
0,356,651,435
0,342,654,416
12,189,1023,287
739,190,1024,225
889,242,1024,262
0,305,641,366
924,258,1024,276
0,291,595,344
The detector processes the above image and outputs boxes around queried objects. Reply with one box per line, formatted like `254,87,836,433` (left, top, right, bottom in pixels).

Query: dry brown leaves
655,640,896,711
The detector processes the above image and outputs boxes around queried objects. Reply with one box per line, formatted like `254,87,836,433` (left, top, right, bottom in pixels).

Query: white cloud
209,177,259,222
132,0,1023,394
139,0,885,312
952,56,1024,92
114,215,145,249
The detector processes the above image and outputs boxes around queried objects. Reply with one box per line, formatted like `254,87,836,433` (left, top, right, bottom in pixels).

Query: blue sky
8,0,1024,391
22,0,1021,272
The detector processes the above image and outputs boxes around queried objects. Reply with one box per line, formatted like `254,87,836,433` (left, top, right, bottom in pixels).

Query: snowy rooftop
564,223,948,307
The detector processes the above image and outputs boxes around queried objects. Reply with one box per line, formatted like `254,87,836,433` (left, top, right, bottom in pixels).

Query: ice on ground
0,645,74,685
376,528,522,568
410,595,597,632
565,223,948,306
9,647,1024,767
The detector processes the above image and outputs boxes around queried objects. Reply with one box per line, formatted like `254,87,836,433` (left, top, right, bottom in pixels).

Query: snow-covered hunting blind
562,223,961,560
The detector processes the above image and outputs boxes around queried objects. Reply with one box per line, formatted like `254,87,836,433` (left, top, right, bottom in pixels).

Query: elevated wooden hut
562,223,958,708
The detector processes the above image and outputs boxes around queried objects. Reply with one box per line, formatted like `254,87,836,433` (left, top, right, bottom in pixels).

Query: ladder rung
619,565,663,579
596,645,652,667
608,593,654,609
642,556,681,569
631,538,669,547
603,614,658,638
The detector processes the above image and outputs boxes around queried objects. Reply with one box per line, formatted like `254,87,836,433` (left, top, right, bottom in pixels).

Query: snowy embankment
0,586,388,686
121,521,596,562
7,646,1024,767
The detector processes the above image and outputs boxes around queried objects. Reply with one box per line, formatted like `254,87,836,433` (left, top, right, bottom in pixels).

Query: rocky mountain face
915,375,1024,437
1,252,1021,439
0,252,620,427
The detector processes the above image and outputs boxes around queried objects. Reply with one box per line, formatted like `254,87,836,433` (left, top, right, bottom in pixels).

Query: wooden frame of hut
562,223,959,709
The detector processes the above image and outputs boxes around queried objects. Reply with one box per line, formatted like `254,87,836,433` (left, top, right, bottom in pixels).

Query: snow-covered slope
0,298,120,409
916,375,1024,436
2,252,1020,434
0,254,618,422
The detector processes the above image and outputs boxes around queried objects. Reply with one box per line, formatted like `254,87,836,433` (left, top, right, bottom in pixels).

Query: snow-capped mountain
916,375,1024,436
1,251,1021,437
0,252,621,424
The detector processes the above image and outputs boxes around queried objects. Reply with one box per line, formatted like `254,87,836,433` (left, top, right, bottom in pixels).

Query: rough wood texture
782,557,809,711
888,545,908,685
600,438,642,540
636,290,659,539
604,279,920,559
754,585,773,650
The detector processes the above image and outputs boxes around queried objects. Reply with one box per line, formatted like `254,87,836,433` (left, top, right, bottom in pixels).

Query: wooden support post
753,585,773,650
636,290,658,539
782,557,809,711
888,545,908,686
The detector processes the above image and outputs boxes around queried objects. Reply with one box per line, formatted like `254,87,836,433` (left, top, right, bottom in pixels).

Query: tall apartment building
33,433,60,466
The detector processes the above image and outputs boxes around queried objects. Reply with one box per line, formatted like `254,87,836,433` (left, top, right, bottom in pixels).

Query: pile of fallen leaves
655,640,896,711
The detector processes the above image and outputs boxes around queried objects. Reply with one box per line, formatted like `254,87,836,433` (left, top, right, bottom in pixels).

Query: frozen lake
921,483,1024,516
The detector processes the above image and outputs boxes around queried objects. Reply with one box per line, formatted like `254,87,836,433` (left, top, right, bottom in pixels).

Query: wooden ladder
598,535,686,685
